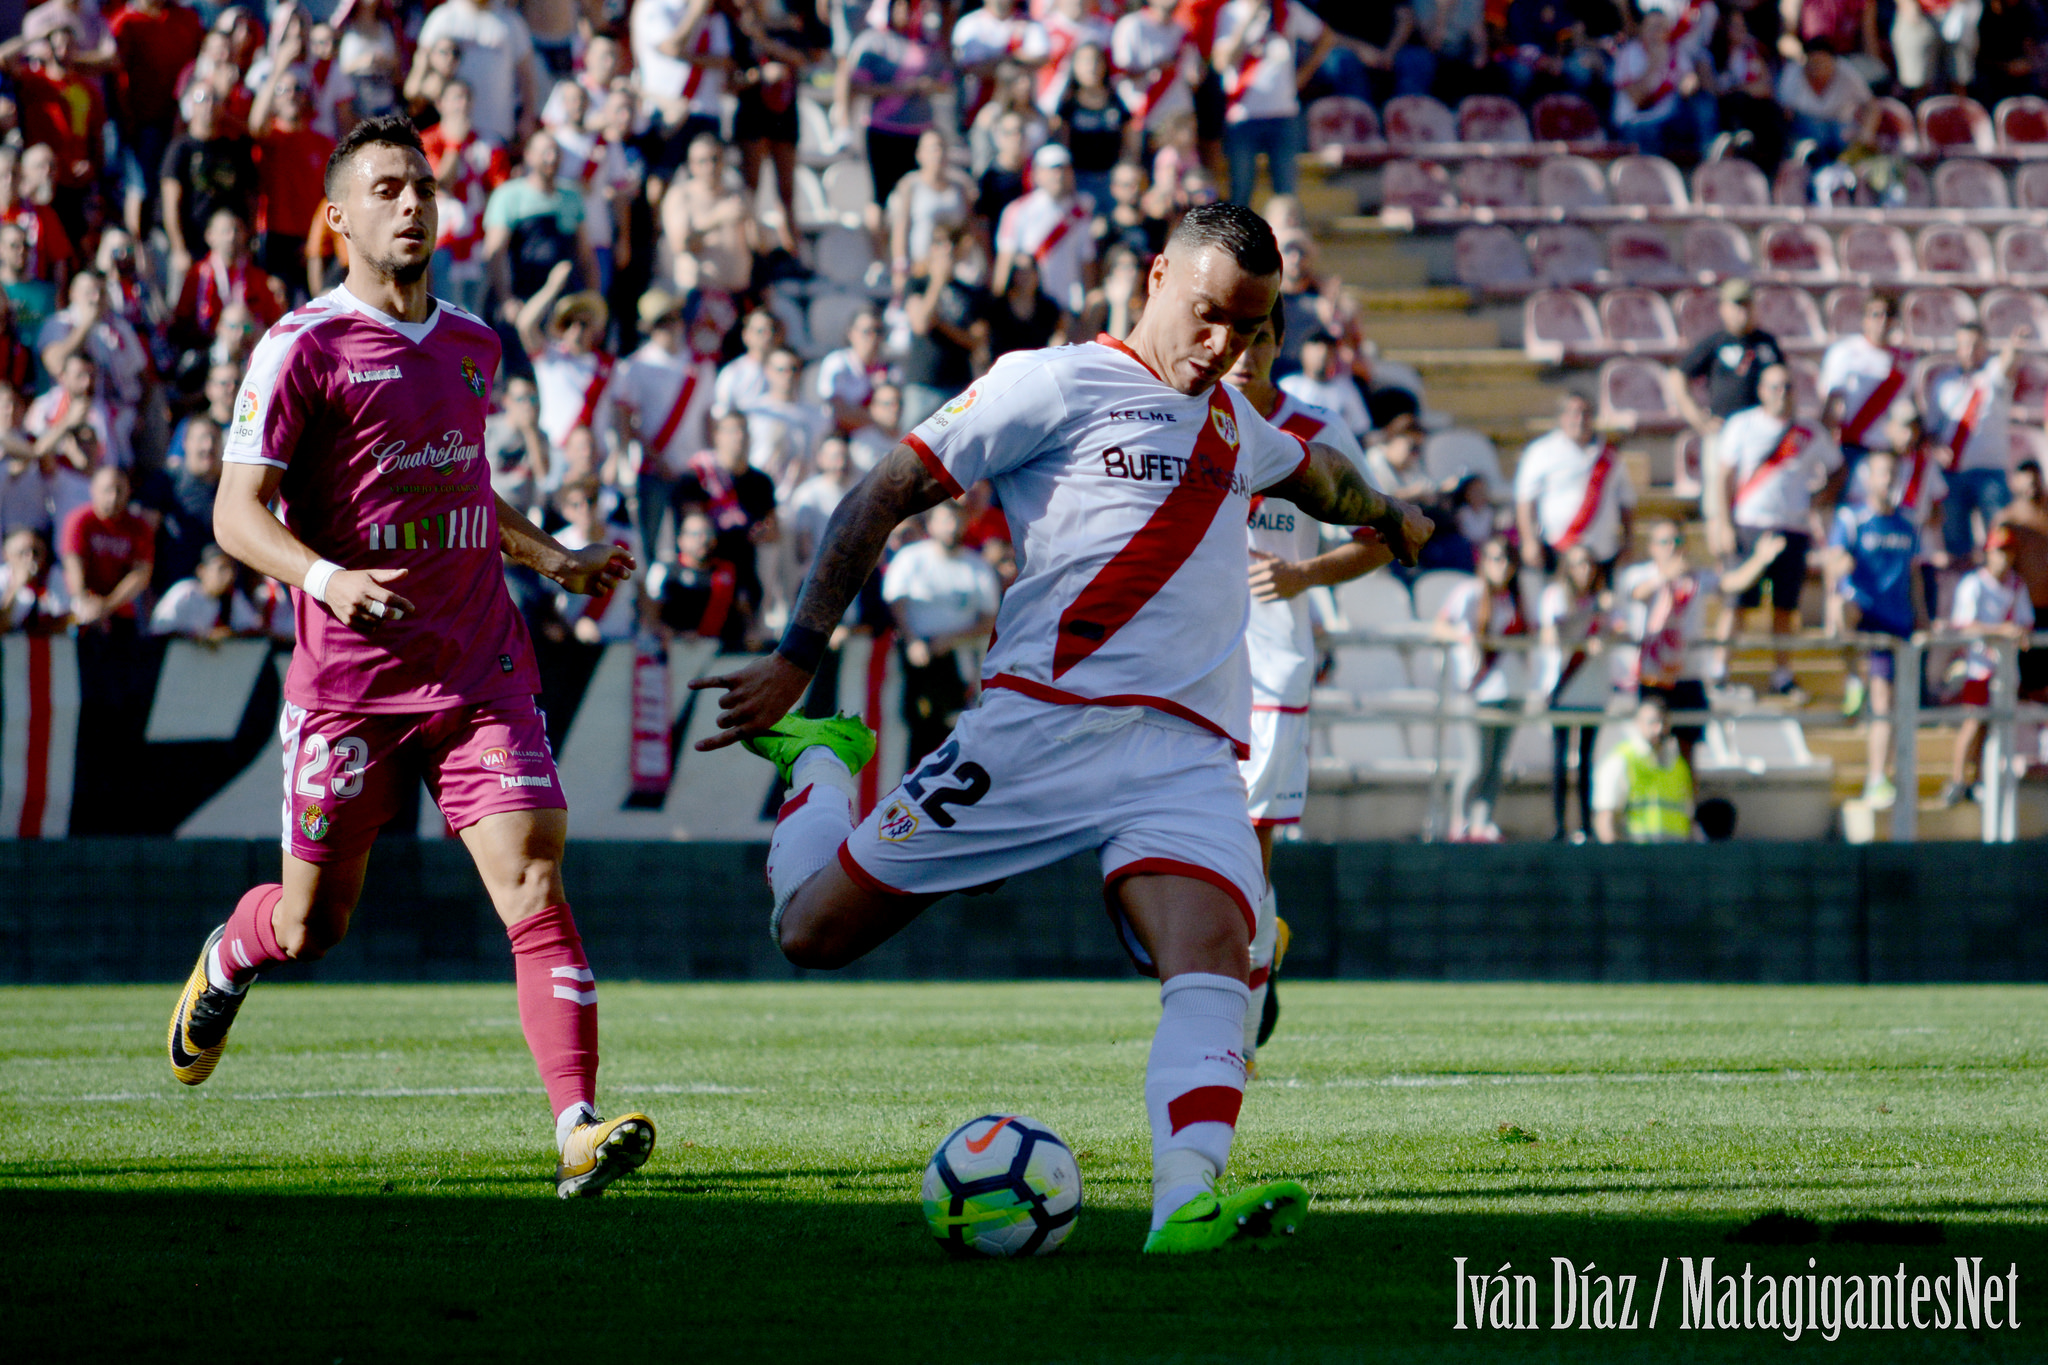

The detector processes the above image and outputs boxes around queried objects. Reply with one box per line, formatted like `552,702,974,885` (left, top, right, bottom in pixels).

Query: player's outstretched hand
688,652,813,751
551,542,637,596
1248,549,1309,603
1378,498,1435,568
327,567,417,631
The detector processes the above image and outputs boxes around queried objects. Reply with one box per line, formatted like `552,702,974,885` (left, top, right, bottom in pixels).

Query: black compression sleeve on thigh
778,622,830,674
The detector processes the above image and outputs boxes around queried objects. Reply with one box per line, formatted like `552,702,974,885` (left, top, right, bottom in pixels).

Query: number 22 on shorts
900,739,992,829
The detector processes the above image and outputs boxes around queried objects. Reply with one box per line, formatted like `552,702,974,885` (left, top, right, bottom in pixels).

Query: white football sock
205,942,249,994
767,748,858,939
1244,884,1278,1062
1145,972,1249,1230
555,1100,598,1153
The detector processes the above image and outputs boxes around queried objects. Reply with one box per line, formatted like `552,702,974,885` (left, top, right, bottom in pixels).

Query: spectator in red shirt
60,464,153,632
171,209,285,367
250,69,335,305
110,0,205,238
0,147,73,290
1,27,106,250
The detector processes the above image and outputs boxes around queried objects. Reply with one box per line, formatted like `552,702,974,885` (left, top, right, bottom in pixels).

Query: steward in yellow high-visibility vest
1593,700,1695,843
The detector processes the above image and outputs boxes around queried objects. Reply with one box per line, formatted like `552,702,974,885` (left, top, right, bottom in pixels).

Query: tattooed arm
690,444,953,750
1265,441,1436,566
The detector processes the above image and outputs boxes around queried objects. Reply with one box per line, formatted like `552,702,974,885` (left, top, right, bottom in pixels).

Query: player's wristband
777,622,829,674
302,558,344,607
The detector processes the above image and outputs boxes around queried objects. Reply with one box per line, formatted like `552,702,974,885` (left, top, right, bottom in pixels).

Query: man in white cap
993,142,1095,316
617,287,720,561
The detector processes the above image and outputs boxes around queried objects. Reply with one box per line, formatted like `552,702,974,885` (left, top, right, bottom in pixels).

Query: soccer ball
921,1114,1081,1258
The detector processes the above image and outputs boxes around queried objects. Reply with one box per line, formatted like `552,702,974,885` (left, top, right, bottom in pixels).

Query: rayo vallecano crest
1210,406,1238,448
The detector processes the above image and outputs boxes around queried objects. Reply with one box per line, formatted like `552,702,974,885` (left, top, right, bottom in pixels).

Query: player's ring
369,599,387,619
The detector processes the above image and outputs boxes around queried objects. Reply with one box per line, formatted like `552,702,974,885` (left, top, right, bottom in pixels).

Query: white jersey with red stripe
1244,391,1368,710
904,337,1313,756
1818,334,1907,452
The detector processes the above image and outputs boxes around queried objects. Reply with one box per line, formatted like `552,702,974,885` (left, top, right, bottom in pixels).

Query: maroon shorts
278,695,565,863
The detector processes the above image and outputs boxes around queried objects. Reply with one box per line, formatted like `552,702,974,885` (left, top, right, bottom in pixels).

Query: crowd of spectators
0,0,2043,796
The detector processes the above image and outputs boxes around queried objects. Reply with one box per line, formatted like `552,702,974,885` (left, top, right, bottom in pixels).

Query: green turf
5,980,2048,1363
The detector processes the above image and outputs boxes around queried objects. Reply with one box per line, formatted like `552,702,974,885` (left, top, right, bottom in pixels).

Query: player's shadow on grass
2,1188,2043,1363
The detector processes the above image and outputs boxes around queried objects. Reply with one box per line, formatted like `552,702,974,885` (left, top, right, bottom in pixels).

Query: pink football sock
507,903,600,1125
214,884,289,988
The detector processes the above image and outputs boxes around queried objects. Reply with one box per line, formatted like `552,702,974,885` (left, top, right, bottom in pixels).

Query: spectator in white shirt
744,346,829,490
994,143,1095,316
786,436,860,578
1112,0,1197,146
1819,292,1907,458
29,352,128,470
618,288,720,562
952,0,1048,115
1708,362,1845,697
1210,0,1331,204
0,525,68,633
1434,537,1531,843
1775,37,1872,160
632,0,734,187
849,382,904,472
150,544,265,640
551,475,641,643
713,307,782,417
414,0,541,146
1926,321,2028,563
1515,392,1637,581
883,500,1001,765
815,308,898,436
1944,526,2035,805
1277,329,1370,437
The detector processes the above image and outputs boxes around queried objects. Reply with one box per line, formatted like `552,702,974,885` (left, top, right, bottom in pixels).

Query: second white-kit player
1222,302,1389,1067
694,204,1432,1254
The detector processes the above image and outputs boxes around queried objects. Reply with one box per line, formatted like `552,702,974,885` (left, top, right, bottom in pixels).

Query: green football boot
1141,1179,1310,1253
743,711,877,783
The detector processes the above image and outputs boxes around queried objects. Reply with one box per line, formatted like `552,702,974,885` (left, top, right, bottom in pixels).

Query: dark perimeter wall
3,840,2045,985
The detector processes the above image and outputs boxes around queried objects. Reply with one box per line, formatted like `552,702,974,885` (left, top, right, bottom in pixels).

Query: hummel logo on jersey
347,366,403,384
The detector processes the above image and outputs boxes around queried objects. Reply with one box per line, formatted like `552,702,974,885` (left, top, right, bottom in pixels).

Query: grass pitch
4,980,2047,1363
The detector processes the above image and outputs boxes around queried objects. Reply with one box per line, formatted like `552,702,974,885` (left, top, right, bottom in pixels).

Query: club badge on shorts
461,356,487,398
301,803,329,842
878,797,919,842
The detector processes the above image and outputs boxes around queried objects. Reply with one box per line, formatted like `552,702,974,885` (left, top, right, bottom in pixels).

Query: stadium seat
1916,224,1995,281
1823,285,1873,338
1597,357,1681,430
1759,222,1839,280
1423,428,1508,497
1536,155,1610,210
821,160,876,222
1691,157,1770,210
1840,222,1916,280
1881,160,1936,209
1531,92,1602,143
1682,221,1754,279
1455,158,1531,208
1529,225,1603,286
797,97,847,166
2017,162,2048,210
1333,572,1414,630
1864,97,1921,154
1524,288,1604,360
1383,158,1457,210
1457,94,1531,145
1932,159,2011,210
1979,288,2048,345
1754,285,1826,351
1410,569,1477,625
812,225,875,288
2012,355,2048,416
1772,159,1813,207
1609,155,1688,208
1918,95,1998,154
1673,287,1721,344
1306,95,1382,152
1900,287,1979,348
792,165,834,229
1996,95,2048,149
1598,287,1679,353
1454,224,1535,289
1606,225,1684,285
1997,225,2048,285
1383,95,1456,148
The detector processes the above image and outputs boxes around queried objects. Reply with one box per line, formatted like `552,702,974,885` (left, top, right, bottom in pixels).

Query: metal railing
1313,626,2048,843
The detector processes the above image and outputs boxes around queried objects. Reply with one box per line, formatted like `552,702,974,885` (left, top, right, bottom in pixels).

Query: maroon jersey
222,286,540,712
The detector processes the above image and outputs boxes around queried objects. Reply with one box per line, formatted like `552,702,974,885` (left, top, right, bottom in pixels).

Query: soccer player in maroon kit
167,115,655,1198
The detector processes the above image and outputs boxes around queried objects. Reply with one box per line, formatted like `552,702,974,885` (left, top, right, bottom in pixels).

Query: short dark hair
325,114,428,201
2017,459,2043,480
1267,298,1286,346
1165,202,1281,278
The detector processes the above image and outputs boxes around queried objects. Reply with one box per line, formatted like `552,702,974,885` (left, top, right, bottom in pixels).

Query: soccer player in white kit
1222,302,1389,1067
693,205,1432,1253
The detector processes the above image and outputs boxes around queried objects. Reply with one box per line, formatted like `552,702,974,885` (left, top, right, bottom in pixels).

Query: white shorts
1240,705,1310,827
838,688,1264,967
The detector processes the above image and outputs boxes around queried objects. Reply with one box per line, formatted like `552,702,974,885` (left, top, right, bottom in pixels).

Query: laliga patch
300,802,329,842
462,356,487,398
877,797,919,842
1210,407,1239,448
481,747,510,770
928,384,979,430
